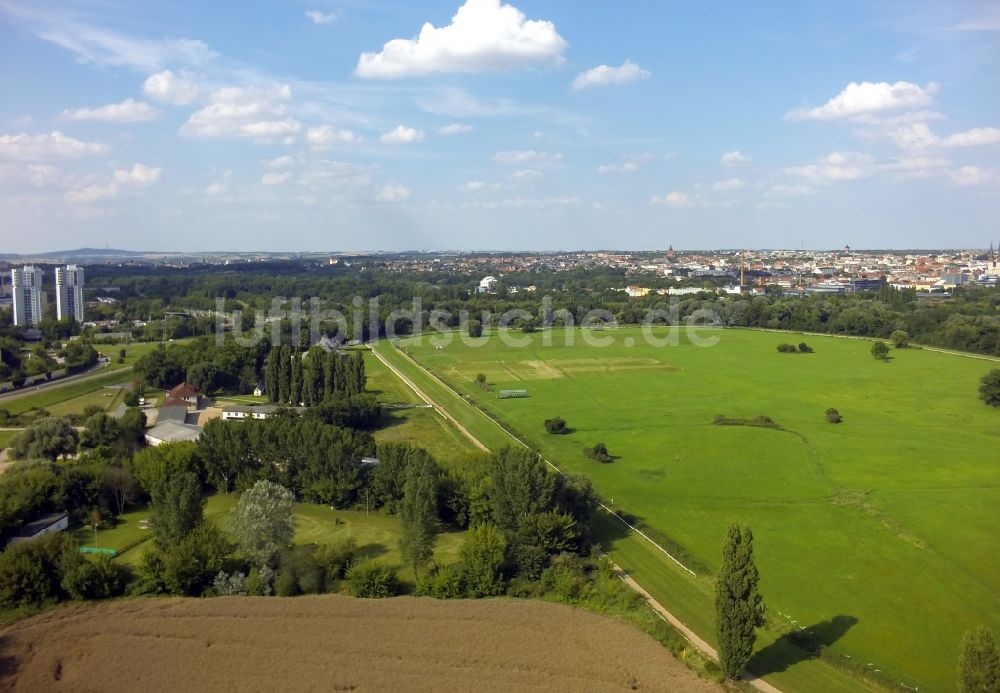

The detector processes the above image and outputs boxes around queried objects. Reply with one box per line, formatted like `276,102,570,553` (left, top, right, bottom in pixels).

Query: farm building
221,404,281,421
145,421,202,446
166,382,201,406
7,512,69,547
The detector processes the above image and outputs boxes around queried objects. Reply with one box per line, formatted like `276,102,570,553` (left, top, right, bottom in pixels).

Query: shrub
979,370,1000,408
347,562,400,598
212,570,248,596
825,408,842,424
798,342,813,353
544,417,568,434
776,343,797,353
275,545,326,596
890,330,909,349
583,442,612,463
871,342,890,360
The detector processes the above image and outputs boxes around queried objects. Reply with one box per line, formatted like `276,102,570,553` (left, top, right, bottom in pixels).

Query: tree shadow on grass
748,615,858,677
355,543,388,562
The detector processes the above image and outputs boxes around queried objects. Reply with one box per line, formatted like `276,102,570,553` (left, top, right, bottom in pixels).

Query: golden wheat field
0,595,718,692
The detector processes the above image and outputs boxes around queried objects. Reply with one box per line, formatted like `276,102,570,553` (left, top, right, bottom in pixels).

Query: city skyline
1,0,999,252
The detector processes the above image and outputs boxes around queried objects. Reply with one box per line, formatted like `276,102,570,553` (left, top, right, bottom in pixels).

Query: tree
277,344,291,403
102,465,140,515
487,447,557,536
544,416,568,434
398,453,440,579
228,480,295,568
467,319,483,338
979,370,1000,408
715,523,765,680
151,471,204,545
958,626,1000,693
290,352,303,405
460,524,507,597
890,330,909,349
9,416,78,461
871,341,890,361
119,407,148,449
79,413,123,451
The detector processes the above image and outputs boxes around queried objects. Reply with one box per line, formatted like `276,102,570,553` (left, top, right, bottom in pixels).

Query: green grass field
391,326,1000,693
80,494,467,571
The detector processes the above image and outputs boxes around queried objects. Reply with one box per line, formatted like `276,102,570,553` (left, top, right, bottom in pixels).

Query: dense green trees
9,416,79,461
264,347,366,405
150,471,204,546
715,523,765,680
958,626,1000,693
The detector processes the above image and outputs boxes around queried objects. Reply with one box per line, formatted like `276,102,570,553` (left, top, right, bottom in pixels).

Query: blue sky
0,0,998,252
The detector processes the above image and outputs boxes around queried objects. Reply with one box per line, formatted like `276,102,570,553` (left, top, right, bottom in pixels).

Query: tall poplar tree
277,344,291,403
289,352,302,405
715,523,765,680
398,452,440,579
958,626,1000,693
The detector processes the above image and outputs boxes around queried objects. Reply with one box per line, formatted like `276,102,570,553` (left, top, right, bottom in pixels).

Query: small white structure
478,276,498,294
221,404,281,421
7,512,69,546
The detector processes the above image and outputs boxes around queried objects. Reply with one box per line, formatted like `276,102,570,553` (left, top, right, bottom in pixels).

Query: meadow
394,326,1000,693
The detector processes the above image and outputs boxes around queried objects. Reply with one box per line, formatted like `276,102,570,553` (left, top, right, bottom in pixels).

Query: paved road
0,365,133,405
370,340,781,693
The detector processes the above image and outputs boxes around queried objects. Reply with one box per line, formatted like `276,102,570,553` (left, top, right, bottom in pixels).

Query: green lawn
0,430,17,450
394,326,1000,693
4,369,136,416
73,505,154,565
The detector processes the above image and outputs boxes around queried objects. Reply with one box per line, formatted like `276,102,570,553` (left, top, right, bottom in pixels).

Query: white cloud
66,163,160,203
307,124,358,148
713,177,745,191
265,155,296,168
785,151,875,182
721,150,751,166
205,181,228,196
32,22,215,72
355,0,567,79
305,9,338,24
949,166,996,186
649,191,691,207
493,149,562,165
509,169,542,181
377,183,411,202
181,84,301,141
597,152,653,174
887,122,939,150
458,180,500,191
572,60,650,90
438,123,473,135
0,131,108,160
766,183,813,198
60,98,160,123
786,81,938,121
941,127,1000,147
262,171,292,186
380,125,426,144
143,70,200,105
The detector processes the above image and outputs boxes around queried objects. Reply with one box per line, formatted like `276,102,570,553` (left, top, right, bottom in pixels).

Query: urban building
55,264,85,322
11,265,43,326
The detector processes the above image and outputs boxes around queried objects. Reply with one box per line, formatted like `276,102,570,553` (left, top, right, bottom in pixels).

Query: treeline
263,347,366,404
0,336,98,385
134,335,270,393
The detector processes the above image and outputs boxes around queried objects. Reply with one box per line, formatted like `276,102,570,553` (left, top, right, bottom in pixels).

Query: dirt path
370,340,781,693
368,344,489,453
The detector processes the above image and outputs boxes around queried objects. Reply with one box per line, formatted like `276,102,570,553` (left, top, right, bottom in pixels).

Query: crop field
393,327,1000,692
0,595,718,692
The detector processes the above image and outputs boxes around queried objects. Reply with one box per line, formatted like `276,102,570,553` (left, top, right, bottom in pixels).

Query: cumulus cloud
949,166,995,186
66,163,161,204
60,98,160,123
493,149,562,165
888,123,1000,150
721,150,751,166
438,123,474,135
785,151,875,181
355,0,567,78
261,171,292,186
305,9,338,24
380,125,425,144
143,70,200,105
307,125,358,148
713,177,745,191
572,60,650,90
649,191,691,207
377,183,411,202
509,169,542,181
0,131,108,160
596,152,653,174
941,127,1000,147
181,84,301,141
265,155,296,168
786,81,938,121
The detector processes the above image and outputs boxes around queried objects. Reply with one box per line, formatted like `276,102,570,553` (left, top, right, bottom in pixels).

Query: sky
0,0,998,253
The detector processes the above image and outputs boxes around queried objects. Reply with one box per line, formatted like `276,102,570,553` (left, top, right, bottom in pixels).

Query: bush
544,417,568,434
871,342,890,360
776,343,797,353
416,562,466,599
347,562,400,598
798,342,813,353
0,534,72,608
890,330,909,349
583,442,612,463
212,570,248,596
979,370,1000,408
825,407,842,424
275,545,326,596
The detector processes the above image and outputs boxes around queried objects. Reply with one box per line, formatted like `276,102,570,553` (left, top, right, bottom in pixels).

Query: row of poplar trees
263,346,366,406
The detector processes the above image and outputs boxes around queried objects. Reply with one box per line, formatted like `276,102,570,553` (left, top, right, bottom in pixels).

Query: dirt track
0,595,720,692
